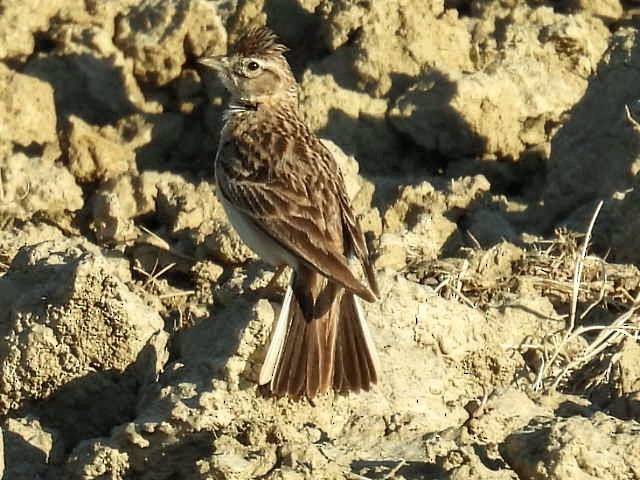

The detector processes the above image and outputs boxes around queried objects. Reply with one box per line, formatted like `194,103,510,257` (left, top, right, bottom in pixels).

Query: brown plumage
229,27,289,57
199,27,380,398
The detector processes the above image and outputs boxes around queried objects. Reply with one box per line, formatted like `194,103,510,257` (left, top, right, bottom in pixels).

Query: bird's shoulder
219,106,343,198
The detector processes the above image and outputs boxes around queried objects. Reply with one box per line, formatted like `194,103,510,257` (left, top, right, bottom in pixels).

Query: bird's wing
216,125,377,302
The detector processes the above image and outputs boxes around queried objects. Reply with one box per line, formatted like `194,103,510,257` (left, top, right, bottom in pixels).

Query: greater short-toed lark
199,27,380,399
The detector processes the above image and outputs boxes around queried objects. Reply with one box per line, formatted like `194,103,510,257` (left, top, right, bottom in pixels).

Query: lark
198,27,380,398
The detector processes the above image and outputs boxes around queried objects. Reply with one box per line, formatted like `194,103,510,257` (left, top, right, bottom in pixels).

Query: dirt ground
1,0,640,479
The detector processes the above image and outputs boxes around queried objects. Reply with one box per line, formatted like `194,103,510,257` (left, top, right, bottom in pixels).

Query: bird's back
218,103,348,258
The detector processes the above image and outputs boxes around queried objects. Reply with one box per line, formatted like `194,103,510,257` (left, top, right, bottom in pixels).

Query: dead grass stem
414,200,640,394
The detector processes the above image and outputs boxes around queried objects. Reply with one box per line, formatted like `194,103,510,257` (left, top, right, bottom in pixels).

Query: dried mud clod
0,239,168,449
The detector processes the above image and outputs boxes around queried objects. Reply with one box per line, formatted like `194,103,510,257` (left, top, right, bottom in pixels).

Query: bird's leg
266,264,287,290
254,265,287,300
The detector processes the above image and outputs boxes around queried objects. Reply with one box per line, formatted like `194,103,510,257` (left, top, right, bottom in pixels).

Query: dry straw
418,199,640,394
524,201,639,392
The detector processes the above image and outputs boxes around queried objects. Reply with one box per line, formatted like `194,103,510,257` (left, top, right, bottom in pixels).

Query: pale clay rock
465,388,552,445
299,66,404,171
69,262,559,479
0,223,67,263
423,428,518,480
44,3,157,114
64,115,138,183
0,0,82,60
154,175,257,263
570,0,624,19
0,239,168,415
90,170,172,244
0,63,59,161
544,27,640,221
319,0,473,96
0,153,83,222
598,174,640,266
502,412,640,480
65,440,130,480
91,190,140,245
3,417,63,480
376,175,491,269
390,4,610,160
115,0,227,86
23,9,162,125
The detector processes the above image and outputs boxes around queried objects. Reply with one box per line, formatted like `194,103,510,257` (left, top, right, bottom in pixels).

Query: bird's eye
247,61,260,71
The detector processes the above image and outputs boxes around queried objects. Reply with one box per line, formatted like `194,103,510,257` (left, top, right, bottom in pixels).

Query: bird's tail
259,268,379,398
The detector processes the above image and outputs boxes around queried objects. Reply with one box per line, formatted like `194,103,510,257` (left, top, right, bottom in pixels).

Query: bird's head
199,27,298,106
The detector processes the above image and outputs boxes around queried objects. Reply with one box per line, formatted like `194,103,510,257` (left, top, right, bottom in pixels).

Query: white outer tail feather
259,272,294,386
353,294,381,379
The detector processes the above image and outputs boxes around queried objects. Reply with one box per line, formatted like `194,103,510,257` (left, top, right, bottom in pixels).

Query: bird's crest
230,27,288,57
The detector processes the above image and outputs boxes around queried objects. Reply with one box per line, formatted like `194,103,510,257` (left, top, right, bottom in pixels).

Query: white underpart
216,175,299,269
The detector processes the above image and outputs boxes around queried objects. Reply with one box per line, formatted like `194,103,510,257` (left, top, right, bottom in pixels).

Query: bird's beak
197,55,228,71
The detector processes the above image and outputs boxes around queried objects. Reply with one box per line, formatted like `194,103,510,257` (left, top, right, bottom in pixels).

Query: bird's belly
217,187,298,269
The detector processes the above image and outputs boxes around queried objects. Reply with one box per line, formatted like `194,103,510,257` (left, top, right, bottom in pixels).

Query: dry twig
625,103,640,129
382,459,407,479
539,201,603,388
528,201,640,392
133,259,176,289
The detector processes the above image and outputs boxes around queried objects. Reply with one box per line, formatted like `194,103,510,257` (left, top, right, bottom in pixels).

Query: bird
198,27,380,399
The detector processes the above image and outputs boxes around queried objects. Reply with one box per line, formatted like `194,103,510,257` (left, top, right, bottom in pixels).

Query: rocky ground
0,0,639,478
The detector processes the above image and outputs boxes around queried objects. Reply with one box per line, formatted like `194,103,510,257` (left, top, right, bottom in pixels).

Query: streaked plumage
199,27,380,398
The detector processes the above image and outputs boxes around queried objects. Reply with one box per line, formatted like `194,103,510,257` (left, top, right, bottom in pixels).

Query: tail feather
333,328,345,392
280,302,306,395
259,269,378,398
331,293,379,392
259,276,293,386
340,305,363,390
352,294,380,384
305,320,321,397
